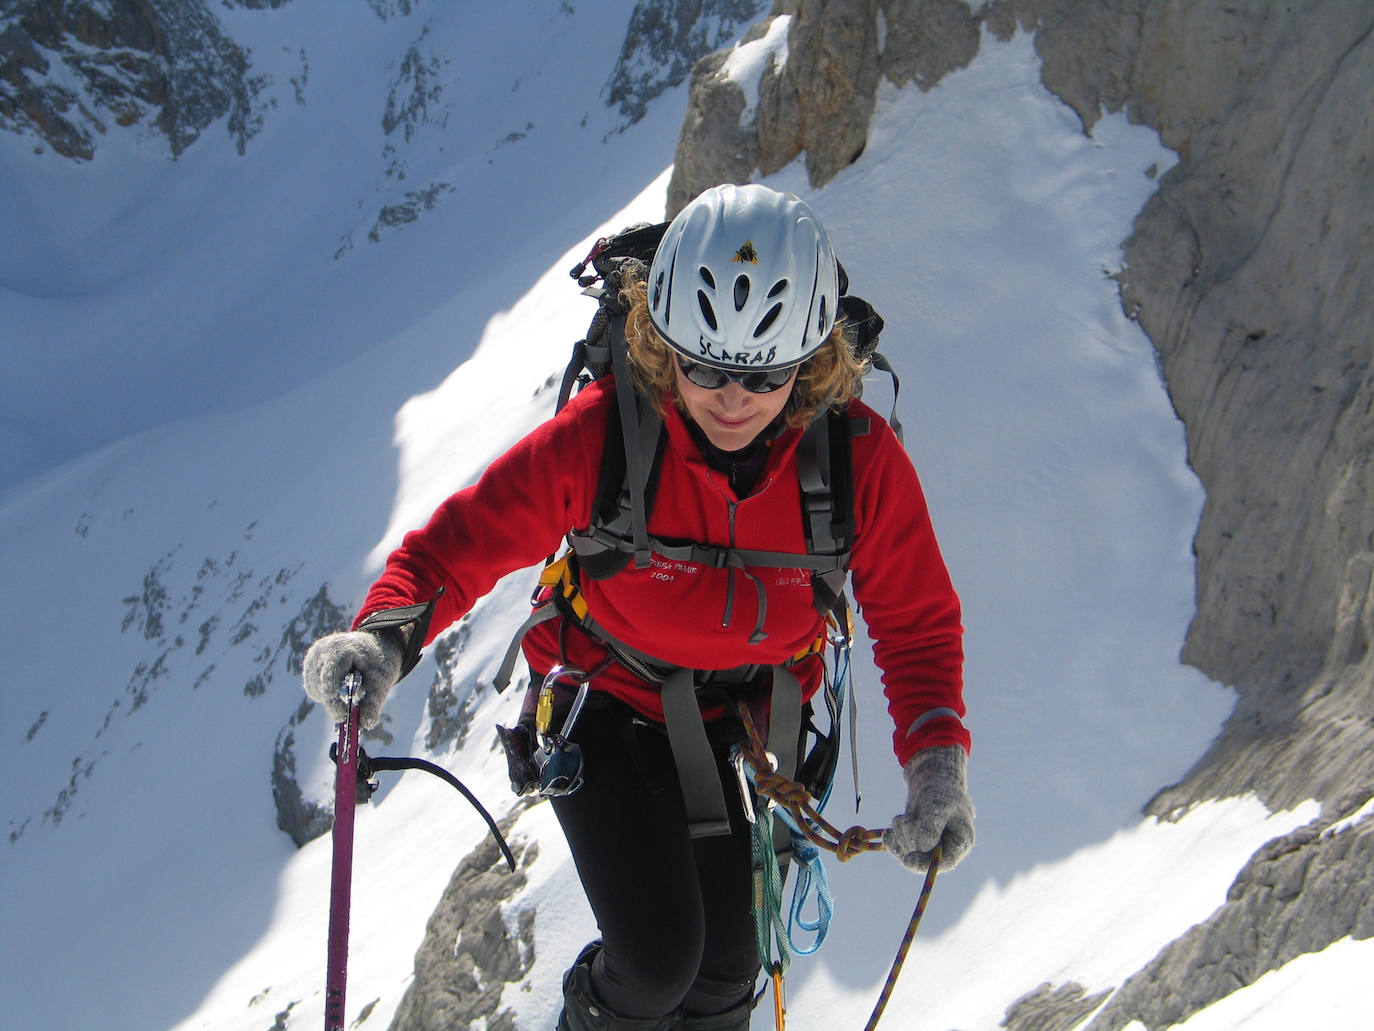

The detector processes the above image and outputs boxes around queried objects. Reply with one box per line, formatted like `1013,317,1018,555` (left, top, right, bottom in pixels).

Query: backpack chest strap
570,527,849,573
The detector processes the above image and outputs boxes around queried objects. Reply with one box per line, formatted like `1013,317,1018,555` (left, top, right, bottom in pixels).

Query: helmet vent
767,279,788,298
697,290,719,331
754,302,783,339
661,244,680,323
698,266,715,290
817,295,829,334
733,275,751,312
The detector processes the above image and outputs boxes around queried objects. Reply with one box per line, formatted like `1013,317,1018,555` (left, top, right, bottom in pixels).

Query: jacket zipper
711,470,774,633
722,497,738,629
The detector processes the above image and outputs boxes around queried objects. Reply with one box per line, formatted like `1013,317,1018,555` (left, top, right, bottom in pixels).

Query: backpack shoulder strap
558,226,670,578
608,315,661,571
795,408,855,616
568,336,666,579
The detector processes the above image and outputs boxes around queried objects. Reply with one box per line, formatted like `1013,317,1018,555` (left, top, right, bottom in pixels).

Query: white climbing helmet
647,183,840,370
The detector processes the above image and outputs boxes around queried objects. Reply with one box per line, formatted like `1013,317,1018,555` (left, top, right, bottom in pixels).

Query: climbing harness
495,554,831,836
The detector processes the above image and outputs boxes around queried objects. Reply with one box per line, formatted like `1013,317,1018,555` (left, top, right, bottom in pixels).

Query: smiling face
672,361,797,452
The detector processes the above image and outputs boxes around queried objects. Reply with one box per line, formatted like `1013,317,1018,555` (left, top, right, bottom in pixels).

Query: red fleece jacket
356,378,967,766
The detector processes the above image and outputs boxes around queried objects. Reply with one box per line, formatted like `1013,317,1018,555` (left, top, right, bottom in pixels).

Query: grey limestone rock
1076,798,1374,1030
605,0,770,128
668,0,885,214
387,815,538,1031
1002,981,1112,1031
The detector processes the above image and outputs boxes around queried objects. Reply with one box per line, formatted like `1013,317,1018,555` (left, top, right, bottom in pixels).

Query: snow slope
0,6,1337,1029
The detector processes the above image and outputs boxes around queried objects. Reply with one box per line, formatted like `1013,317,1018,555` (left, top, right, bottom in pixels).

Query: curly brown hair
619,276,870,428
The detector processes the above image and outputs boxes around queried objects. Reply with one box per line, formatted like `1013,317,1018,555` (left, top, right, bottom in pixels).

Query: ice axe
320,670,515,1031
324,670,363,1031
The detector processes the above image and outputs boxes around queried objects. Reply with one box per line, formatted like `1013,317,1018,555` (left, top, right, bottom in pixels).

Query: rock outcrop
669,0,987,214
387,815,539,1031
1093,794,1374,1029
604,0,769,128
667,0,1374,1025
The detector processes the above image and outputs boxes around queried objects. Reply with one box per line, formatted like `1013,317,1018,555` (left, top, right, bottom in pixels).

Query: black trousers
549,700,760,1018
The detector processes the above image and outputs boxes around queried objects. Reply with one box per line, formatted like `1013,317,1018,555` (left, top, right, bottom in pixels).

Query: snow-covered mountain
2,3,1370,1029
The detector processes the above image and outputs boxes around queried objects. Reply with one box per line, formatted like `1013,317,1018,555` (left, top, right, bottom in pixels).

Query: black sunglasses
675,356,797,394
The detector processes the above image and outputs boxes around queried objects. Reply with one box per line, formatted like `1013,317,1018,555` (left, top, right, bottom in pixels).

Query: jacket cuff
897,707,970,765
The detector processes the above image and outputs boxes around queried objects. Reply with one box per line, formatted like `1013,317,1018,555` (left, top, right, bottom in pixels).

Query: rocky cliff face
0,0,271,160
669,0,988,214
387,814,539,1031
0,0,770,161
1111,2,1374,818
675,0,1374,810
670,0,1373,1026
604,0,769,128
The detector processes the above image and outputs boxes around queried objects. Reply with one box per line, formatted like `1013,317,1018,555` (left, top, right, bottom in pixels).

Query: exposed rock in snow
387,813,540,1031
0,0,269,159
1079,798,1374,1030
603,0,769,128
1003,981,1111,1031
668,0,984,214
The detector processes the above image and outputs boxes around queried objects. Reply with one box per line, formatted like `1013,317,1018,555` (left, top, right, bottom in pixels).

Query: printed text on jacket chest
647,556,812,589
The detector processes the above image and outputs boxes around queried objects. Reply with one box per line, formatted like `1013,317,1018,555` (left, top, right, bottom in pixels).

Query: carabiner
731,749,757,825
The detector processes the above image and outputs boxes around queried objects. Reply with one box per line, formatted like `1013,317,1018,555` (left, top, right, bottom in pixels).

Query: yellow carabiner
535,680,555,736
771,961,786,1030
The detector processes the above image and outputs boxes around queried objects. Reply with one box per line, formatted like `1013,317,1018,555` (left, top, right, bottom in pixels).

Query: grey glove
883,744,975,873
301,630,404,729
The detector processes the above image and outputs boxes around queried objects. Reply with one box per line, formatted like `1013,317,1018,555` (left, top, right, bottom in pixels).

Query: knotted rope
735,700,886,860
734,700,942,1031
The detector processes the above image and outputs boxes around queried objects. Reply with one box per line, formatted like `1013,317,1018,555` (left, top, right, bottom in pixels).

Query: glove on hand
301,630,404,729
883,744,975,874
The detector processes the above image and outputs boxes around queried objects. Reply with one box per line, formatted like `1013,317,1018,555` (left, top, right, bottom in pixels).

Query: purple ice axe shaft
324,670,363,1031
